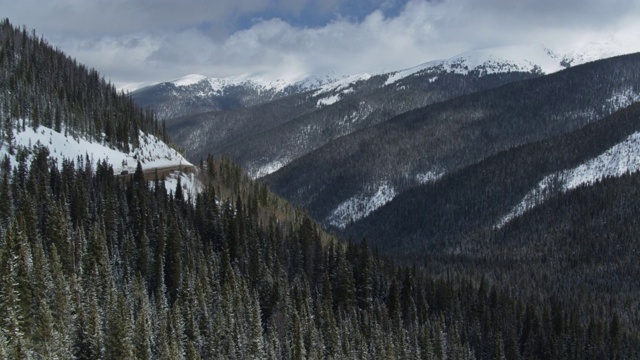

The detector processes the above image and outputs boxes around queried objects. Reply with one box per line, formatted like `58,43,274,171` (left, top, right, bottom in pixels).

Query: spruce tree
248,294,266,359
0,224,28,359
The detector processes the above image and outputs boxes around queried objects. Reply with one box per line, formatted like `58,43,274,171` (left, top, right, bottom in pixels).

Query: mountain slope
7,127,639,359
1,125,190,174
0,19,189,176
345,101,640,250
264,52,640,227
169,70,540,178
335,99,640,334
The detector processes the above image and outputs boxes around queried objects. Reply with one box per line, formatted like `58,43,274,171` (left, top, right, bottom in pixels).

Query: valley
138,43,640,339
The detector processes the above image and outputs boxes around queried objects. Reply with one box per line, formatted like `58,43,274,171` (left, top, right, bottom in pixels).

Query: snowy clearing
317,94,341,107
248,158,290,179
158,169,204,200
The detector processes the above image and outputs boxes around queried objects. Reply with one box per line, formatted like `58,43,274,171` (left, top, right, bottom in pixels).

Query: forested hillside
0,19,167,154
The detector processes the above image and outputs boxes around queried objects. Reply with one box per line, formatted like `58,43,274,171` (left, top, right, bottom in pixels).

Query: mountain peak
171,74,208,87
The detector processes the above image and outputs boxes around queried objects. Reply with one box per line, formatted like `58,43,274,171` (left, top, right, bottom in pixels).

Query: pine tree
105,290,134,359
355,238,373,311
3,115,14,155
74,281,104,360
494,332,507,360
319,272,339,358
134,160,145,184
185,339,200,360
31,101,40,130
164,207,183,304
333,252,356,312
0,224,28,359
0,157,12,227
54,106,61,132
292,310,307,360
387,277,402,327
247,294,266,359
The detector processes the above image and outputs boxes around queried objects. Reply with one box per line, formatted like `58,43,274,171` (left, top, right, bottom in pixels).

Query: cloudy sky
3,0,640,90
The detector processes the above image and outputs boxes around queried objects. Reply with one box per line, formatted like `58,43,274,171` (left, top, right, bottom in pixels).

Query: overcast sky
3,0,640,90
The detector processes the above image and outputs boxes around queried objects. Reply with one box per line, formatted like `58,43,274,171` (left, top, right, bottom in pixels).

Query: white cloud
4,0,640,89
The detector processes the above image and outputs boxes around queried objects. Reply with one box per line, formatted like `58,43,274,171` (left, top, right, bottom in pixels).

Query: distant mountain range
131,43,620,121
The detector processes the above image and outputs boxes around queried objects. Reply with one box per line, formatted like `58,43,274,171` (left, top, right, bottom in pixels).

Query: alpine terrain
3,17,640,359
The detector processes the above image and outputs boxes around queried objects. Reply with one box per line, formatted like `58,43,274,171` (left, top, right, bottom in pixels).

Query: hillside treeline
0,19,167,154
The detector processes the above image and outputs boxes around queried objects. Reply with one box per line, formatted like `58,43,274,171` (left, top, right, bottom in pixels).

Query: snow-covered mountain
131,72,344,120
382,43,633,86
135,41,634,123
313,42,638,103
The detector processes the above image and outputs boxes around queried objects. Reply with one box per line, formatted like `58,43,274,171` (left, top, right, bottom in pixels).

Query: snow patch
314,73,372,95
317,94,341,107
497,132,640,228
162,170,204,200
416,171,444,184
313,74,372,107
248,158,290,179
327,182,396,229
172,74,207,87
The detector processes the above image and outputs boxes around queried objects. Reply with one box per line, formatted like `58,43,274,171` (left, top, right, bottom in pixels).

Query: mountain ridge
133,41,632,121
